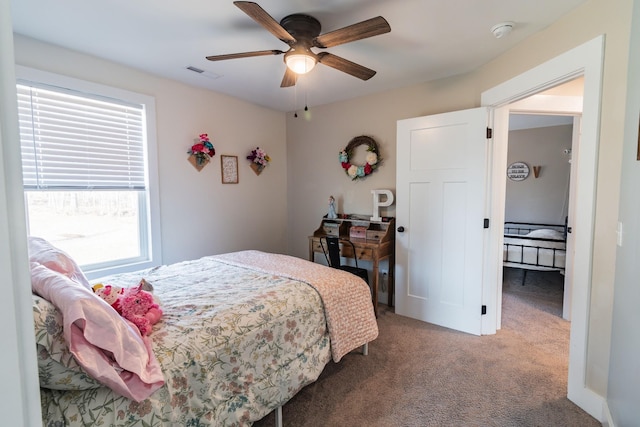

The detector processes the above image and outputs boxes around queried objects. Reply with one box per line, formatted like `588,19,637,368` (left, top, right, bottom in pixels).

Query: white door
396,107,489,335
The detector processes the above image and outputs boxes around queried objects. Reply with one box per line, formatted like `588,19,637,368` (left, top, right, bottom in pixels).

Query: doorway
481,36,604,420
502,80,584,322
504,112,575,313
504,109,581,323
395,36,603,420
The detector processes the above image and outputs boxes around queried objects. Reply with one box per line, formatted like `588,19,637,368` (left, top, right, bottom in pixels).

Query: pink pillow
28,236,91,290
30,262,164,401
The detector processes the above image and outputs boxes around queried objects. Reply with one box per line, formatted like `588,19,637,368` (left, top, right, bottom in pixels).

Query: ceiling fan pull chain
294,81,298,118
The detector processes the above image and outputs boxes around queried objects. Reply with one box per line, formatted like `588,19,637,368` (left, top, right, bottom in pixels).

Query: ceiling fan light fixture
207,3,391,86
285,52,317,74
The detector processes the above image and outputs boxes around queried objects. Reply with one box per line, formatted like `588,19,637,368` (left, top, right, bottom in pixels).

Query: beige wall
286,0,632,397
14,35,289,265
505,125,573,224
607,0,640,423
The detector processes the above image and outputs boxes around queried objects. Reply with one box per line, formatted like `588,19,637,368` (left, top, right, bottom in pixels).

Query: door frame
0,0,43,422
481,35,605,420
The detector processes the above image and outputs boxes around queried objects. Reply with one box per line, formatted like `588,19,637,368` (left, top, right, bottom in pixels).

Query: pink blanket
212,250,379,362
30,262,164,401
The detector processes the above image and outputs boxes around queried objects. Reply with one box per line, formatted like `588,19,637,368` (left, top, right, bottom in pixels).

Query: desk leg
388,252,395,308
372,256,379,317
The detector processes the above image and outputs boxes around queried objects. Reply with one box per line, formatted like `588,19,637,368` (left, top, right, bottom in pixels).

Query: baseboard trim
602,400,615,427
568,385,605,422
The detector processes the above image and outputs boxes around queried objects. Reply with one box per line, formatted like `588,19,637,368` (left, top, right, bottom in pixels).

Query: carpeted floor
254,268,600,427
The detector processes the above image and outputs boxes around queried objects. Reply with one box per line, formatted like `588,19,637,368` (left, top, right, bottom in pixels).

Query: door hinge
481,305,487,315
486,127,492,139
483,218,490,228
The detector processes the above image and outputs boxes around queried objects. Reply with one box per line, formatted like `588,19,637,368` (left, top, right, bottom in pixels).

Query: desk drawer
323,225,340,236
366,230,386,241
311,238,372,260
311,239,324,252
340,245,372,260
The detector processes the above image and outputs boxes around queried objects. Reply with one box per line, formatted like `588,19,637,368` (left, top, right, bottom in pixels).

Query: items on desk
328,195,338,219
370,189,395,221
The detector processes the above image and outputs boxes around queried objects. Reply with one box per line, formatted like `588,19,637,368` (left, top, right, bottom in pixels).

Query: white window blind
17,83,146,190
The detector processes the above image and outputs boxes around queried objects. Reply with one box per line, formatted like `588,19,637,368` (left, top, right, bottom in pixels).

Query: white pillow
526,229,564,240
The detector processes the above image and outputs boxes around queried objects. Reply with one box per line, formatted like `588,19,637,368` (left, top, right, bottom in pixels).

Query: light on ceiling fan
285,52,317,74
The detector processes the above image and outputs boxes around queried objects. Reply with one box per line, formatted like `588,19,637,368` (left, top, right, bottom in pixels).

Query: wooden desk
308,216,395,316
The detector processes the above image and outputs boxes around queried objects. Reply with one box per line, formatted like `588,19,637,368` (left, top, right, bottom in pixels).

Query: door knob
397,226,405,233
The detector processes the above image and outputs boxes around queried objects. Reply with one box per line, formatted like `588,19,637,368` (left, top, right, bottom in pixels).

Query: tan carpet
254,268,600,427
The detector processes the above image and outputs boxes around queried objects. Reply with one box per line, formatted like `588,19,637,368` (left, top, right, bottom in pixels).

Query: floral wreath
339,135,381,180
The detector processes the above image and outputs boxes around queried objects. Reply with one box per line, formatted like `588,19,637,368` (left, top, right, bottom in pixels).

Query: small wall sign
507,162,530,181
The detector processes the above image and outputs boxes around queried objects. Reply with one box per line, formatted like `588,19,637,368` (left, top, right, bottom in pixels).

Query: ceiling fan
206,1,391,87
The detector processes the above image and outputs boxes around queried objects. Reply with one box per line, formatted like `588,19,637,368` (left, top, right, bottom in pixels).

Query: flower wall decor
246,147,271,175
187,133,216,171
339,135,381,180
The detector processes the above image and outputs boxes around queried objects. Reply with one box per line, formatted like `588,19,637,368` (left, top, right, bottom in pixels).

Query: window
16,67,161,279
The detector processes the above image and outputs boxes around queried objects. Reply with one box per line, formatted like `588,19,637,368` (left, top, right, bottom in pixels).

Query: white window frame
16,66,162,279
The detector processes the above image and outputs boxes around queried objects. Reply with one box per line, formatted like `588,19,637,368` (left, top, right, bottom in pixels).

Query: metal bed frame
503,221,567,285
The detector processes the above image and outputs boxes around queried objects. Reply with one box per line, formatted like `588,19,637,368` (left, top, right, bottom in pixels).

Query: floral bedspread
39,253,338,426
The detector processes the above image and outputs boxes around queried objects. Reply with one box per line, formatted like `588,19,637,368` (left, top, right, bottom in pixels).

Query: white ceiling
510,114,574,131
10,0,588,112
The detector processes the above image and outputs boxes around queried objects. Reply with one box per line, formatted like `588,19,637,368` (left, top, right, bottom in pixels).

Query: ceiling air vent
186,66,222,80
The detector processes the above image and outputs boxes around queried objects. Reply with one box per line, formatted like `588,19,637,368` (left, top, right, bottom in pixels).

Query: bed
503,221,567,284
29,238,378,426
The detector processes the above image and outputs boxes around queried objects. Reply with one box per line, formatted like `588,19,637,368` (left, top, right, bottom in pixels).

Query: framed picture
221,155,238,184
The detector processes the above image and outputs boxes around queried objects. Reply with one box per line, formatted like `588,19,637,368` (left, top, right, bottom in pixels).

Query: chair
320,236,371,293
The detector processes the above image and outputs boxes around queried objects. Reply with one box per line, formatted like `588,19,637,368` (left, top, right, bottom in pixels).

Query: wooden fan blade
206,50,284,61
313,16,390,48
234,1,296,43
317,52,376,80
280,67,297,87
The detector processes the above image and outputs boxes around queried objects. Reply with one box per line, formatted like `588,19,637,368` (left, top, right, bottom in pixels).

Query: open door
394,36,603,420
395,107,489,336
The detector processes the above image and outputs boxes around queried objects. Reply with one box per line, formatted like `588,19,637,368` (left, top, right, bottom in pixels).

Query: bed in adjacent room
30,238,377,426
503,221,567,285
